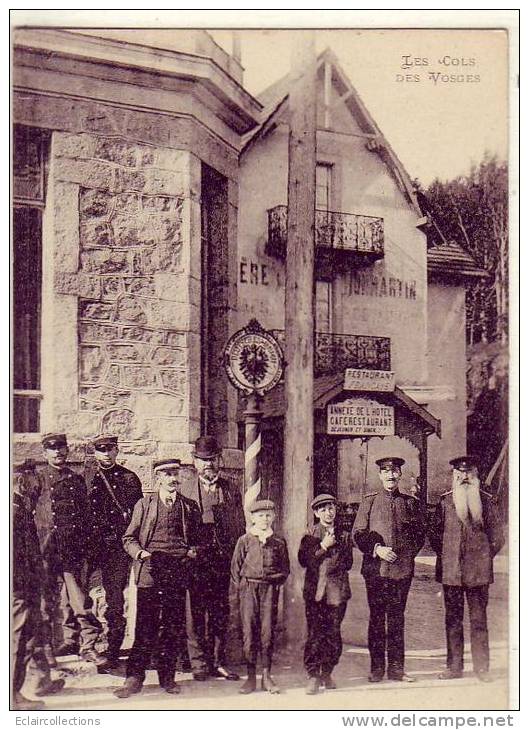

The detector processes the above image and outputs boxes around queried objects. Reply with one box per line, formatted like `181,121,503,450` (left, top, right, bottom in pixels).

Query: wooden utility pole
283,31,317,648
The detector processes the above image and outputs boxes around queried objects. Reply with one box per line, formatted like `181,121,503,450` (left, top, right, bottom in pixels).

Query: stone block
101,277,122,300
101,407,148,440
150,346,185,367
130,251,143,275
52,182,80,272
94,138,143,167
105,364,121,386
54,158,114,190
153,148,187,171
156,215,183,246
136,391,185,418
144,416,190,443
115,296,148,325
80,250,129,274
79,386,133,409
125,111,172,147
144,299,196,330
106,343,147,362
120,325,165,344
54,272,102,300
54,132,97,159
118,441,156,456
111,216,156,248
123,277,156,297
122,365,157,388
159,369,187,395
164,331,186,348
112,192,141,219
57,411,102,439
79,322,119,342
145,169,186,197
80,188,113,218
80,345,106,383
142,243,184,275
113,167,147,193
81,108,119,135
80,220,113,249
79,301,114,321
142,195,183,214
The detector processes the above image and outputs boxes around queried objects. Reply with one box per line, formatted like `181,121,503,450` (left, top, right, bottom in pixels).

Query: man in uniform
114,459,202,698
31,433,102,664
353,457,426,683
183,436,245,681
429,455,504,682
87,434,143,671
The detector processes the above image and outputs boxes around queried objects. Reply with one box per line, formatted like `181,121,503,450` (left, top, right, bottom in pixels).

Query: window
316,163,332,212
13,125,48,432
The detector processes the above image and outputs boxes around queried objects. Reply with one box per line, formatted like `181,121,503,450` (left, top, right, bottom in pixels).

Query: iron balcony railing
267,205,384,259
271,330,391,376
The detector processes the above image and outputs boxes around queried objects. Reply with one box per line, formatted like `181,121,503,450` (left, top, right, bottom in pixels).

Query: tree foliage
421,154,508,345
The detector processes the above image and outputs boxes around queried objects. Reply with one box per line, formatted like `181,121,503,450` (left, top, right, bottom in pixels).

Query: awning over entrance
237,372,441,438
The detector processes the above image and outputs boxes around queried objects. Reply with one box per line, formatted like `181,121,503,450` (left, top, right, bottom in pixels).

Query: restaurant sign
344,369,395,392
327,397,395,436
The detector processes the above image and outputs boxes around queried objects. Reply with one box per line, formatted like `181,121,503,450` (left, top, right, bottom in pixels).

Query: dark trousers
364,576,412,677
12,594,50,695
443,584,489,673
304,599,347,678
41,562,101,652
100,550,132,657
239,579,280,669
188,568,230,672
127,554,187,686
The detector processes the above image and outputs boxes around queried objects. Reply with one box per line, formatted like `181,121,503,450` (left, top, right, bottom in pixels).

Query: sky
211,28,510,186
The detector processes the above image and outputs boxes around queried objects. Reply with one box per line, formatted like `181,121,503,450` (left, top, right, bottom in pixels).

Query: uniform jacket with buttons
353,490,426,581
29,464,91,571
87,463,143,562
298,523,353,606
122,492,202,588
13,484,45,604
429,489,504,587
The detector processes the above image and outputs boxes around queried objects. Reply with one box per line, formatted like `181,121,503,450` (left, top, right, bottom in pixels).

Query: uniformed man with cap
114,458,202,698
429,455,504,683
298,493,354,695
86,434,143,671
181,435,245,682
27,433,102,664
353,457,426,683
229,499,290,694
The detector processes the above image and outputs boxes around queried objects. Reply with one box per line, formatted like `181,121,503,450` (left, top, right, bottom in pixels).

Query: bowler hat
153,458,181,473
375,457,405,468
249,499,275,513
311,493,337,510
41,433,67,449
449,455,478,470
193,435,221,459
92,434,118,448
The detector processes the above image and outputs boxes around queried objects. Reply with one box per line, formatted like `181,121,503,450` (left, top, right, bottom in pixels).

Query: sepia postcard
9,9,519,722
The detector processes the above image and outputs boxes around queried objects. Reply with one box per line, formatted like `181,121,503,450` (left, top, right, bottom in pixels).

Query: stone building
12,29,484,501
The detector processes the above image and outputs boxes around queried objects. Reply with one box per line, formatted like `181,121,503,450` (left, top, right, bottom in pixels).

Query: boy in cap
298,494,354,695
353,457,426,683
86,434,143,671
27,434,102,664
230,499,290,694
114,459,202,698
429,456,504,682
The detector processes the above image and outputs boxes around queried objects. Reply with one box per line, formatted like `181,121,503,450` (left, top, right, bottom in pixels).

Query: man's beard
452,475,483,526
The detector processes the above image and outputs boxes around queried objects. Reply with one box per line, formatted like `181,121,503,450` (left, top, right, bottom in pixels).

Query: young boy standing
298,494,354,695
230,500,290,694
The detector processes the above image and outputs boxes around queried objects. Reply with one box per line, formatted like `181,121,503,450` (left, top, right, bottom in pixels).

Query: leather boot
321,673,337,689
238,665,256,694
13,692,46,711
261,668,280,694
34,678,65,696
114,676,143,699
305,676,320,695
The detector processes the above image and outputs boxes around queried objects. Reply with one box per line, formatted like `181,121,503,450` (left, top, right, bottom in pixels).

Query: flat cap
375,456,405,468
193,435,221,459
92,434,118,447
249,499,276,513
449,455,478,470
153,458,181,473
311,493,337,510
41,433,67,448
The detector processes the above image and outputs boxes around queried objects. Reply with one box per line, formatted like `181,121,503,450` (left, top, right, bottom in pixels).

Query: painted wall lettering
348,272,417,300
240,258,269,285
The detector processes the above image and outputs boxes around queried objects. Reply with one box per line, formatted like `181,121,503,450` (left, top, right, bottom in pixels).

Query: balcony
271,331,391,376
267,205,384,279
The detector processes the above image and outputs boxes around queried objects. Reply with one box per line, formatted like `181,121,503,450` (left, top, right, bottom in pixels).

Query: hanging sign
344,369,396,392
327,397,395,436
224,318,284,396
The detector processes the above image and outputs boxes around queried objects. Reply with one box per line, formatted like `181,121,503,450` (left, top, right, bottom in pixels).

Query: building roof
427,240,488,281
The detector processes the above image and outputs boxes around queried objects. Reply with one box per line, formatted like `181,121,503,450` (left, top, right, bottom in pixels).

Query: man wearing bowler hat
29,433,103,664
429,456,504,683
353,457,426,683
86,435,143,671
115,459,202,698
298,493,354,695
182,435,245,681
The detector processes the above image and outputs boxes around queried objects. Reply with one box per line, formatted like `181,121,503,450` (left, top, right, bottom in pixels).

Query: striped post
243,392,263,526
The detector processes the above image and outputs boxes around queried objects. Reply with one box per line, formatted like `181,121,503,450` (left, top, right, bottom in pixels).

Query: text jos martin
396,55,480,85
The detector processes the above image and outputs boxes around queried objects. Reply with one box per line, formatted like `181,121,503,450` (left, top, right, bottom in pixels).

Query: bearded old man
429,455,504,683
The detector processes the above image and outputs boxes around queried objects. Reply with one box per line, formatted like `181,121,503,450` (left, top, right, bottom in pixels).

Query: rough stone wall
27,131,203,488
